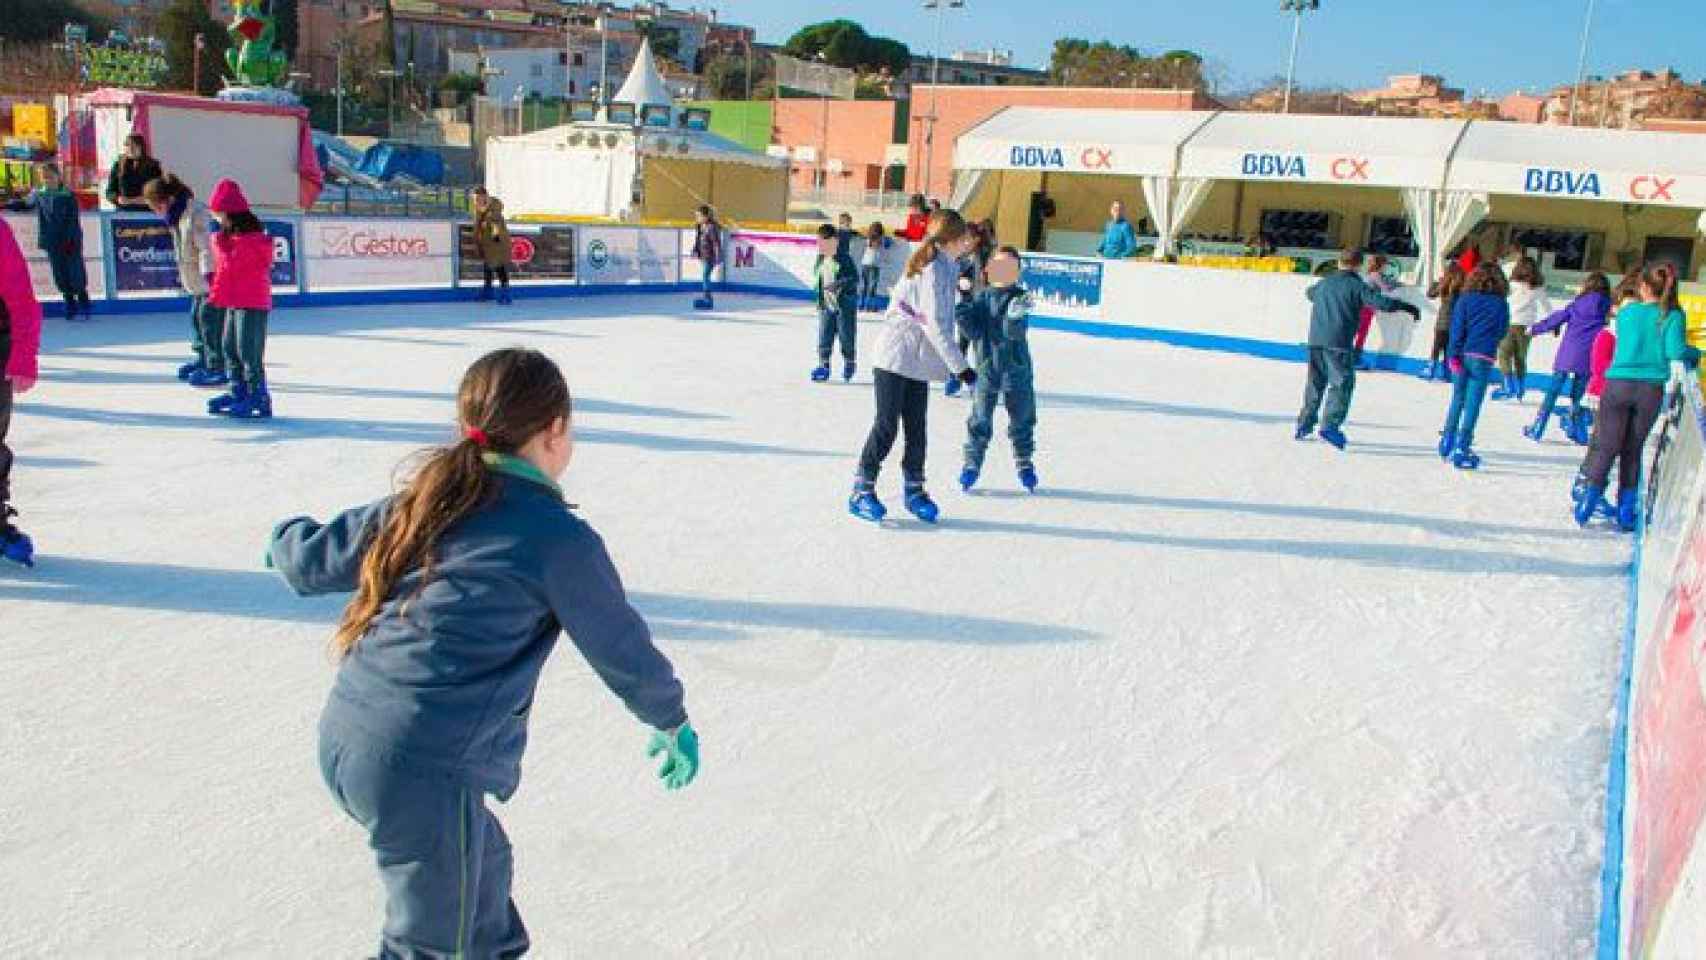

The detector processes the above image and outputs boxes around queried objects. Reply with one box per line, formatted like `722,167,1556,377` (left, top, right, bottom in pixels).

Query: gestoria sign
304,219,453,289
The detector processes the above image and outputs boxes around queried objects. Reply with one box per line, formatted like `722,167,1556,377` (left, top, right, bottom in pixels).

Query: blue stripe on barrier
1596,518,1644,959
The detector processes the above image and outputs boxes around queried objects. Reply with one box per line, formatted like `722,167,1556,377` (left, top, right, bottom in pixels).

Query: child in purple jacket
1525,272,1611,445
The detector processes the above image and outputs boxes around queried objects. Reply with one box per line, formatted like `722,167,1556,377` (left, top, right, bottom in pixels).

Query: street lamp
193,32,206,96
1279,0,1319,114
1568,0,1598,126
375,66,401,140
920,0,965,201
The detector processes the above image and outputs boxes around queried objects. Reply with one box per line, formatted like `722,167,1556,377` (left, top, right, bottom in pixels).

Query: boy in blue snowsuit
812,223,860,383
958,246,1039,492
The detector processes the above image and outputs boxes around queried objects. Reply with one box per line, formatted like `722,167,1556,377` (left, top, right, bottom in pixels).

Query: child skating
858,222,886,311
30,162,92,323
811,223,859,383
204,180,276,419
1438,262,1511,470
143,174,224,387
1524,272,1610,444
957,246,1039,493
0,218,41,566
267,348,696,959
849,209,977,524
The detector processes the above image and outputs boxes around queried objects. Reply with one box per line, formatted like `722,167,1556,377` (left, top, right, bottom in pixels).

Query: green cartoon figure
225,0,288,87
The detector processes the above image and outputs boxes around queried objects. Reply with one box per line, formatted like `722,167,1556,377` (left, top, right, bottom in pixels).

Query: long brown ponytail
331,348,573,657
1645,262,1680,318
905,209,968,278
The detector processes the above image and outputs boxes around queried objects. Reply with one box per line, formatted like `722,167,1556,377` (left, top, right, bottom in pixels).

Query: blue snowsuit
269,456,687,960
958,284,1037,470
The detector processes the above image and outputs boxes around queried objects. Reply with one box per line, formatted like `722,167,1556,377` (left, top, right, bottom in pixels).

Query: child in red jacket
0,218,42,565
205,179,276,419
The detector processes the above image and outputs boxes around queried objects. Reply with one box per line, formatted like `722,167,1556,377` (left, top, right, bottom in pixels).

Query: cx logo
1631,175,1677,201
1080,148,1113,170
1330,157,1370,181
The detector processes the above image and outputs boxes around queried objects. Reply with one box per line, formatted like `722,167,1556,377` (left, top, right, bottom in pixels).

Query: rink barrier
1600,375,1706,958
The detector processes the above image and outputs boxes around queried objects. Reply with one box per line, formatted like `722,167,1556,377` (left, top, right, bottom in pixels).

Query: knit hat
208,179,251,214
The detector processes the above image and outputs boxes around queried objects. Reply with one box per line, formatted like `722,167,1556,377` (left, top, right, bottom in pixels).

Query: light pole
1279,0,1319,114
597,2,613,106
1568,0,1598,126
334,39,346,137
920,0,964,201
193,32,205,95
376,67,400,140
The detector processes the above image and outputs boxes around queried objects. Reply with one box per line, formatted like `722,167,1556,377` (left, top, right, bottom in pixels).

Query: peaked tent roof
953,107,1216,178
1177,112,1469,190
613,37,674,109
1445,121,1706,207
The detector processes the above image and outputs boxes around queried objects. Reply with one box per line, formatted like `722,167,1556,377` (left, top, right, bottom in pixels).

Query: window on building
1259,209,1339,250
573,53,585,66
559,52,568,65
1509,225,1603,271
531,63,544,78
1366,216,1418,257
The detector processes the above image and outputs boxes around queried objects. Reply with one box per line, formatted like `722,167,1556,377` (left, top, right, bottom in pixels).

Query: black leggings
1582,379,1665,494
858,368,929,485
483,266,510,292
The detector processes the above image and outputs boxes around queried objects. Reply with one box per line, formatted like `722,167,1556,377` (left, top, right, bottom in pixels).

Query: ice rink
1,292,1632,957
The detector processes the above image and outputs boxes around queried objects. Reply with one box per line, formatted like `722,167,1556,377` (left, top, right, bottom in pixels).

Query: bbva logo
1241,153,1307,178
1009,146,1066,169
1524,168,1602,197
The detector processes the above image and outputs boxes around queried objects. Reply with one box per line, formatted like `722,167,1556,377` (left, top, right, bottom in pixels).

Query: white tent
952,107,1216,178
1444,121,1706,209
486,38,786,220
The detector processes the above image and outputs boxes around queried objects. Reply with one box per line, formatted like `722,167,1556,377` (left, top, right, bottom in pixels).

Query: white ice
1,293,1630,958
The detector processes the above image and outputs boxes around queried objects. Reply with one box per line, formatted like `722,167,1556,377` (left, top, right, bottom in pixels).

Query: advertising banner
110,217,298,292
577,226,680,285
457,223,576,282
726,229,819,291
1021,254,1103,319
303,218,454,290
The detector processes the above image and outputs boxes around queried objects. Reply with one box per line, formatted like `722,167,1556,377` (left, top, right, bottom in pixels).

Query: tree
159,0,230,93
703,52,769,100
637,20,681,65
782,19,910,76
0,0,109,45
1049,36,1206,91
274,0,299,62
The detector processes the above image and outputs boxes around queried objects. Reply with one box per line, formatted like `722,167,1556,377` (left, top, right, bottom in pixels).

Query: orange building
903,85,1215,200
770,98,902,195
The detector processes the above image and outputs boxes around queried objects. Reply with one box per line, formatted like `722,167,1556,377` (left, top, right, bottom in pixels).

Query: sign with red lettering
304,219,454,289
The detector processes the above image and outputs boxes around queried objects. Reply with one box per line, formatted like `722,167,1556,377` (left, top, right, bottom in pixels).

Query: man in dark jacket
1295,248,1419,448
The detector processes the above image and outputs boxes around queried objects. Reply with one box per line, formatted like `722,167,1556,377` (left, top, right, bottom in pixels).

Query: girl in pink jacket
0,218,42,565
205,179,276,419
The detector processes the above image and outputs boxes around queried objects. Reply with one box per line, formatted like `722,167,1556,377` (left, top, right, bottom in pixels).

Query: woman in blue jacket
269,348,697,959
1439,263,1511,470
1096,200,1137,260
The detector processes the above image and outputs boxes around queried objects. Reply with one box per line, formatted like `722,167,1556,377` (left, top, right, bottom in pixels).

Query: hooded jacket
0,220,43,381
473,198,512,268
1530,291,1610,377
871,250,973,383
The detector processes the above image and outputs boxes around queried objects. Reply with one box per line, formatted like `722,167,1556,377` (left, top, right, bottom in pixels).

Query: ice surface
0,294,1630,957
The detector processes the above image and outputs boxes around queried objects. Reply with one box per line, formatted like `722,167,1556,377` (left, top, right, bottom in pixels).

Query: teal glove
647,722,699,791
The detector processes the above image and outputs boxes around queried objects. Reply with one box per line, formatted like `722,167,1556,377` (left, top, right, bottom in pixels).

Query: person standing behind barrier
690,204,722,310
104,133,162,212
1352,254,1400,370
848,209,977,525
1419,261,1466,382
1096,201,1137,260
1294,248,1419,450
0,218,42,567
1491,257,1550,402
898,195,929,243
30,163,91,323
205,179,276,420
471,187,513,306
144,175,224,387
1574,264,1699,531
1437,263,1511,471
1525,272,1610,444
859,222,886,311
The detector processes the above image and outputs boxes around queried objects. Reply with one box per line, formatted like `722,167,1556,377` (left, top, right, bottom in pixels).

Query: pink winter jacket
210,230,275,311
0,219,43,381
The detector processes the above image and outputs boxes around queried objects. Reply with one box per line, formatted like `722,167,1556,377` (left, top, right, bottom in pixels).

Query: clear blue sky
720,0,1706,96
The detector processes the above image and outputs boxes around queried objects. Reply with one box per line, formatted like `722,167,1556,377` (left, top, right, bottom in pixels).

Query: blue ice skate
228,382,273,420
1017,462,1039,493
1616,489,1640,533
904,484,939,523
1574,481,1611,527
692,296,714,311
944,378,961,398
1319,427,1348,450
1437,429,1456,460
1490,373,1519,401
959,465,979,492
842,361,856,383
1522,410,1550,442
177,360,201,381
1451,443,1481,470
1,507,33,568
188,367,230,388
811,364,831,383
1567,408,1593,445
1294,425,1313,441
208,381,248,416
498,290,513,306
849,481,886,523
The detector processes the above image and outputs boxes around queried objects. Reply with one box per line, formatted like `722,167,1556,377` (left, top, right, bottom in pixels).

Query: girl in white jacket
143,175,225,387
1493,256,1551,402
850,210,977,524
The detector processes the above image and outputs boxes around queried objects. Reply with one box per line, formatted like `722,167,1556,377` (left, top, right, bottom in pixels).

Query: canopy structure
610,37,674,120
1175,113,1468,190
951,107,1216,178
1445,121,1706,209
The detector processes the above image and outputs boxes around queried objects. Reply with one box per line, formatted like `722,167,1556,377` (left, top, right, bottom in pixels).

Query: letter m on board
735,245,755,268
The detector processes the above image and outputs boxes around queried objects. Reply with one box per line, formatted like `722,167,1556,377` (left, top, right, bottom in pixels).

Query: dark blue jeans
1443,357,1494,448
964,361,1037,469
700,260,714,297
817,294,857,363
319,733,530,960
1538,370,1588,423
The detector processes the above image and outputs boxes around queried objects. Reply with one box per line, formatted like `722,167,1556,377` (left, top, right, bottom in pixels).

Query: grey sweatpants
319,733,530,960
1296,346,1358,434
222,308,269,389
